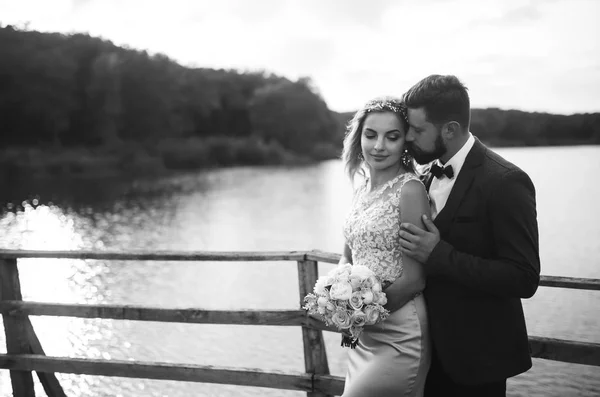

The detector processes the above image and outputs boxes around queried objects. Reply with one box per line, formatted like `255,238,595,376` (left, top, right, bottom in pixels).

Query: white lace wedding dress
341,172,431,397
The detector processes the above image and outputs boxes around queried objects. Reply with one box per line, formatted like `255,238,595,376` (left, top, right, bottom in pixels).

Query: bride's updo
341,96,411,181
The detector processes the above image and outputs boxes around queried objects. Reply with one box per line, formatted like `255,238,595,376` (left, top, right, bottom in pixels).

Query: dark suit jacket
424,137,540,385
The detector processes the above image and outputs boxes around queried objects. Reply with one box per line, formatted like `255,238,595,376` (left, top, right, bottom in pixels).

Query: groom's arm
427,169,540,298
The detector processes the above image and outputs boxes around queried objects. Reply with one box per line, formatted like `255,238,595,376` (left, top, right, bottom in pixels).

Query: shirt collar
436,132,475,177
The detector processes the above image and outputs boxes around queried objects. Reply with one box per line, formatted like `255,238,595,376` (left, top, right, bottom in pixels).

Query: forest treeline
1,24,598,178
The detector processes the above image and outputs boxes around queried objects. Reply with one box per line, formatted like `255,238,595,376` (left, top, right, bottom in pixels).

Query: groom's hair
403,75,470,131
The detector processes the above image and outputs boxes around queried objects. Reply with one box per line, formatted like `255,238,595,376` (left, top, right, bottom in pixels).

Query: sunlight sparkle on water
0,202,110,395
3,202,85,301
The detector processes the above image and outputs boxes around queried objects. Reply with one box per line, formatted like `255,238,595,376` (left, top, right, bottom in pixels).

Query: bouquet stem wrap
341,334,360,349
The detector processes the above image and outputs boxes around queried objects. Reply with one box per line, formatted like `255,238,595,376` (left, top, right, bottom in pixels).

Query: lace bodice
343,172,422,286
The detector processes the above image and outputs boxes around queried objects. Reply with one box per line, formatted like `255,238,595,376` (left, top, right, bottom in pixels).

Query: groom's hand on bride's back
399,214,440,263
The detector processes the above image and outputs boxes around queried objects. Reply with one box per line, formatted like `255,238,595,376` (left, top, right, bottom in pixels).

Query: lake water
1,145,599,397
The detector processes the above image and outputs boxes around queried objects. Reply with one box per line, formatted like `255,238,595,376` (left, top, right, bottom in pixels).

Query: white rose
317,296,328,307
329,281,353,301
349,291,364,310
361,289,374,304
363,305,381,325
371,281,382,293
331,309,352,329
374,291,387,306
351,310,366,328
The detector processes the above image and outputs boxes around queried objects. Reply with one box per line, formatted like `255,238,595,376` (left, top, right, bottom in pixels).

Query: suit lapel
433,138,486,236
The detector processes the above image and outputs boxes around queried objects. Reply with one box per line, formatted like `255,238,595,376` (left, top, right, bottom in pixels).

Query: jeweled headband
364,97,408,123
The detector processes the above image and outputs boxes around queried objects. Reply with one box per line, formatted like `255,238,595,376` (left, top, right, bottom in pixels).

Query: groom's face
405,107,447,164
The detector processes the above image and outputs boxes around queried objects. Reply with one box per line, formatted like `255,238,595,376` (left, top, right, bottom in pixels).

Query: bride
340,96,431,397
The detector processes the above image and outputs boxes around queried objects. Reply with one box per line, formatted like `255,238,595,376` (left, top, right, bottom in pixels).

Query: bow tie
430,163,454,179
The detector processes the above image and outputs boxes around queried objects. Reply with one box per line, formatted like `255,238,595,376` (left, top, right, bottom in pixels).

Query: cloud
496,4,541,25
470,2,543,28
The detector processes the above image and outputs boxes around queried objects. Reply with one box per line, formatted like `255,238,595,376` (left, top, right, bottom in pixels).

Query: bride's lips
371,154,388,161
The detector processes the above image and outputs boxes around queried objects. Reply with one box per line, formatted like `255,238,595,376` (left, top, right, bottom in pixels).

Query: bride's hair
341,96,412,181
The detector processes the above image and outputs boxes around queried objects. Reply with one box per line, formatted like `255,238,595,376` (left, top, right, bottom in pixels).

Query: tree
248,78,338,153
85,52,122,145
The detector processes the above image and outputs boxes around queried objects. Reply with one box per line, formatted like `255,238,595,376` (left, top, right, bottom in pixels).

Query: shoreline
2,139,596,181
0,139,341,182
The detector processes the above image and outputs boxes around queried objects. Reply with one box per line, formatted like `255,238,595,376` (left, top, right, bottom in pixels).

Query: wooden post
0,258,35,397
297,259,330,397
25,318,67,397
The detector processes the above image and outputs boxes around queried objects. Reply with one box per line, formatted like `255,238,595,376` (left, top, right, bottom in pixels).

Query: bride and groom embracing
338,75,541,397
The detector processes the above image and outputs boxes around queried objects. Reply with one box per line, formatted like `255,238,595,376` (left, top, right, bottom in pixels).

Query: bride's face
360,111,406,172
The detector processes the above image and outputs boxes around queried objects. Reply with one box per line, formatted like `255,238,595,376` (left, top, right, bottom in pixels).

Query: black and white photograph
0,1,599,396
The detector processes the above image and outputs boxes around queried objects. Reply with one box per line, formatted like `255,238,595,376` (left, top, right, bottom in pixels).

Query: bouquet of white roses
303,263,389,349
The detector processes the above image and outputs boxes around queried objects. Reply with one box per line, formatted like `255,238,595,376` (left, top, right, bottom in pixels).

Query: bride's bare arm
339,242,352,265
384,180,431,313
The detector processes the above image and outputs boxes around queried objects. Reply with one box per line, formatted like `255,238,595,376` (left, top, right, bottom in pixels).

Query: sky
1,0,599,115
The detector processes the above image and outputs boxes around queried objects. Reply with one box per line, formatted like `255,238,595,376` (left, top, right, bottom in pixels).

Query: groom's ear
443,121,461,139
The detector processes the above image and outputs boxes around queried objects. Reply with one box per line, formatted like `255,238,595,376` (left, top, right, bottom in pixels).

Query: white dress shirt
429,133,475,220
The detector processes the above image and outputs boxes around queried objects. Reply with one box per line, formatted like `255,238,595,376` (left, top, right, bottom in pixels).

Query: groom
398,75,540,397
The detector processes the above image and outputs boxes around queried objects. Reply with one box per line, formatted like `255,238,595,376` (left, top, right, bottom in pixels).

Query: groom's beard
408,134,447,165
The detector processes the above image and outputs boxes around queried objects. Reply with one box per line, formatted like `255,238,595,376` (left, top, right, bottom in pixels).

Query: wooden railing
0,249,599,397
